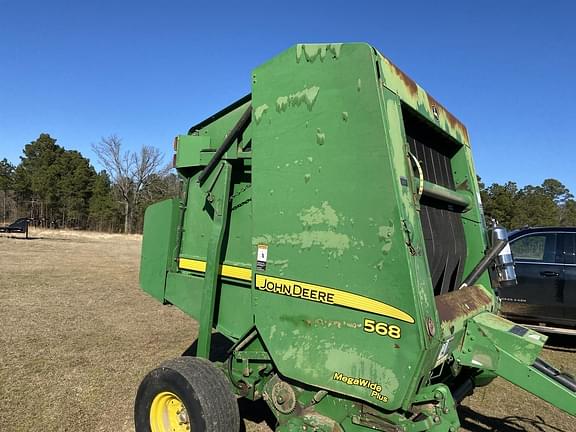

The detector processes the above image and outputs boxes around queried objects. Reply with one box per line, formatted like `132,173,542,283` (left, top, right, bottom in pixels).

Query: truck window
562,233,576,265
511,233,558,263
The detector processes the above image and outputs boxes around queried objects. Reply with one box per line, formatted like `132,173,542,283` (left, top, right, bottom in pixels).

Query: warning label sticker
256,244,268,271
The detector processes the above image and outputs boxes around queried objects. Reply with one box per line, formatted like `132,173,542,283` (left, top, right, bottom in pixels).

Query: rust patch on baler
435,285,493,323
426,93,470,142
381,53,470,145
387,60,419,97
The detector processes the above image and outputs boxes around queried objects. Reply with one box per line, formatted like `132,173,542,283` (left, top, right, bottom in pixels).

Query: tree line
0,133,178,233
479,178,576,229
1,134,575,234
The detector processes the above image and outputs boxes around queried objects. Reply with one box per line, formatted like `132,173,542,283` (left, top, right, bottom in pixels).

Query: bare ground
0,229,573,432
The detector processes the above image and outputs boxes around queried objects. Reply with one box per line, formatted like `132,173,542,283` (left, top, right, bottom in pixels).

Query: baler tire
135,356,240,432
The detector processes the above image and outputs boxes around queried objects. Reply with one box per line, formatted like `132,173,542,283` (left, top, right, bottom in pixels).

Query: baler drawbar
136,43,575,432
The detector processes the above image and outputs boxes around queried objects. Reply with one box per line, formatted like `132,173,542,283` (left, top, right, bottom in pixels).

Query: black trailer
0,218,31,238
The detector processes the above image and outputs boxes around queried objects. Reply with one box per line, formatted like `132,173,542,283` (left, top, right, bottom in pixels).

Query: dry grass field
0,229,573,432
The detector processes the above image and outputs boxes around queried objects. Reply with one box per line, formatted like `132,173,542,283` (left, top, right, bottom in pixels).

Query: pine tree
88,171,120,232
15,133,65,225
482,182,518,228
481,178,574,229
511,185,559,228
0,158,15,224
55,150,96,228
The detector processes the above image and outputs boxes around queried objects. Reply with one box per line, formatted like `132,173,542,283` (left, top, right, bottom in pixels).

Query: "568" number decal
363,318,401,339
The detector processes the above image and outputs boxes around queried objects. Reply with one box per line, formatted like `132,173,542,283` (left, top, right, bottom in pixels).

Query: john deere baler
136,43,576,432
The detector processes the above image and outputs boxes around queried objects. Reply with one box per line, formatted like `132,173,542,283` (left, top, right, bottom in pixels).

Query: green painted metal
197,161,233,358
139,198,179,301
174,135,211,168
418,179,472,210
252,43,429,412
454,312,576,415
139,43,575,431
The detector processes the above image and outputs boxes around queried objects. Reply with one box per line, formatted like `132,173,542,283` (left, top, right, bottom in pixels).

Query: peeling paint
280,340,320,379
254,103,269,123
296,43,342,63
276,86,320,112
254,231,350,256
306,319,362,329
316,128,325,145
378,221,395,254
299,202,339,228
268,259,289,272
380,368,399,395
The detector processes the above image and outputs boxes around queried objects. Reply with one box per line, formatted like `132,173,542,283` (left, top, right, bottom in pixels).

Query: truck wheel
135,356,240,432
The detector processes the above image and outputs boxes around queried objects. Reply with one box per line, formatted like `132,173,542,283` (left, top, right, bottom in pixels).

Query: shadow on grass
181,333,234,362
238,398,276,432
458,405,568,432
544,334,576,352
1,234,80,241
0,234,42,240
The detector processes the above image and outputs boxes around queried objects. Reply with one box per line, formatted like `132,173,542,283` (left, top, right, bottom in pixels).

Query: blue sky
1,1,574,193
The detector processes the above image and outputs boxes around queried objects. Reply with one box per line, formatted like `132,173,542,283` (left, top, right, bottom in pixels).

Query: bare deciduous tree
92,135,164,233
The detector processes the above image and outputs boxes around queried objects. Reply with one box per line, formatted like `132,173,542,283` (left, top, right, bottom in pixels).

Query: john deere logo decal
255,274,414,323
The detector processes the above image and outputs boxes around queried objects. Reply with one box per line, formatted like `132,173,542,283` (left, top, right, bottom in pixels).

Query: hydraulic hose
452,378,475,403
533,358,576,392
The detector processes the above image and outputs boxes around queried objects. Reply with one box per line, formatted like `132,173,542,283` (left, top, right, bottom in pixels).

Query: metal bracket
196,161,233,359
453,312,576,416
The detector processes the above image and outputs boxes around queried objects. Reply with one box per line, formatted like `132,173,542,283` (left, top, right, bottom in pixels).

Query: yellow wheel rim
150,391,191,432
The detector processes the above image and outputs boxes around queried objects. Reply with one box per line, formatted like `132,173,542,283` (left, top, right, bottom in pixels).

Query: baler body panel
251,43,441,410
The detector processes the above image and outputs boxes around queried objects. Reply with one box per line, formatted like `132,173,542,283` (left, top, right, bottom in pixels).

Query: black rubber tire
135,356,240,432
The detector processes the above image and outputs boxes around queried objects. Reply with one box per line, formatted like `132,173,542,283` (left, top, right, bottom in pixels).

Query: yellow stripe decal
178,259,414,323
255,274,415,324
178,258,252,282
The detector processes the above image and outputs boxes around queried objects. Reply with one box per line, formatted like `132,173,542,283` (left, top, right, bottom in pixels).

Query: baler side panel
251,43,431,411
140,198,179,302
378,47,493,298
453,144,492,290
375,86,445,405
377,50,497,342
